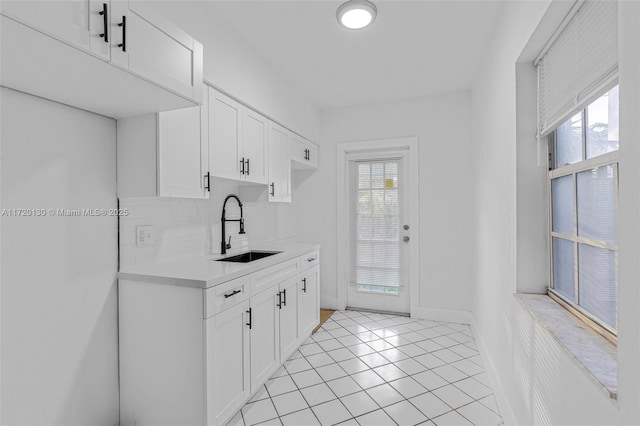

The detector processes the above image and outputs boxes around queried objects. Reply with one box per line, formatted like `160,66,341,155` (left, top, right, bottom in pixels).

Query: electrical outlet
136,225,155,247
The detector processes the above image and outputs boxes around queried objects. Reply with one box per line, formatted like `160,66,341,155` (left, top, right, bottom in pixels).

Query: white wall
142,1,320,142
119,180,297,269
0,88,119,425
471,0,640,424
299,93,474,316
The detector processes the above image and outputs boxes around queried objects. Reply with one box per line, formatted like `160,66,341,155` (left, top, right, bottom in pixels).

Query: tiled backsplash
119,180,297,269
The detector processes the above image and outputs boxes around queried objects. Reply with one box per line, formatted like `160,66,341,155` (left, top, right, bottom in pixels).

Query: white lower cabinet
249,285,281,393
119,252,320,426
207,300,250,425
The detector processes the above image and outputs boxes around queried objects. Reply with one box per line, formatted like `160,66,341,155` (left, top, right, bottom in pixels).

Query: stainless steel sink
216,250,281,263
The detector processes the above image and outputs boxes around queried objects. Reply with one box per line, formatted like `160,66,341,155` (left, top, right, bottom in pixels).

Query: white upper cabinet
242,107,269,185
1,0,203,118
291,133,318,170
117,87,209,199
110,1,203,103
268,122,292,203
209,88,268,184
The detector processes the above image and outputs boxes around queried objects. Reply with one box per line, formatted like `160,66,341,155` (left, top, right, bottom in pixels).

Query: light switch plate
136,225,155,247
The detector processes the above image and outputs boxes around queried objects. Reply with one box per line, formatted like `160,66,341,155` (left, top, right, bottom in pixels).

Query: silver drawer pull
224,289,242,299
307,256,317,262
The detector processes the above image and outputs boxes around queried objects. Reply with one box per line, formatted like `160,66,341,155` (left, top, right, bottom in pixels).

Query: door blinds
349,159,404,295
536,0,618,137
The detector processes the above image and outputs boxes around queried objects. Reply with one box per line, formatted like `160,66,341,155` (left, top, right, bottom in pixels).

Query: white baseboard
410,306,472,324
470,318,518,426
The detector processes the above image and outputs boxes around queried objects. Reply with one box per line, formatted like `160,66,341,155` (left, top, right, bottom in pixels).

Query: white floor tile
432,349,464,364
451,359,485,376
384,400,428,425
457,401,502,426
432,384,474,409
478,394,500,415
378,347,411,362
329,328,352,338
266,375,297,396
365,383,405,408
432,336,459,348
328,347,357,362
412,370,449,391
284,357,313,374
316,363,348,382
432,410,473,426
271,390,309,416
449,344,479,358
300,383,337,407
311,399,352,426
415,339,445,353
409,392,452,419
335,419,359,426
272,366,289,378
432,365,469,383
327,375,363,397
394,358,428,375
402,331,428,343
388,376,428,399
342,324,370,334
453,377,492,399
348,343,377,356
300,343,324,356
414,353,447,370
318,338,345,352
339,358,370,374
321,321,342,331
280,408,320,426
289,350,304,359
253,417,282,426
366,339,396,352
291,369,324,389
354,331,379,342
241,399,279,426
417,328,442,340
338,335,364,347
372,363,407,382
306,352,335,368
340,391,379,417
350,369,385,389
355,409,396,426
360,352,391,368
313,330,336,342
399,343,427,357
383,335,412,347
249,385,270,403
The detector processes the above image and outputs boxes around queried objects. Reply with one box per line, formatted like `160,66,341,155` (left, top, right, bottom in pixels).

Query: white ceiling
202,1,504,109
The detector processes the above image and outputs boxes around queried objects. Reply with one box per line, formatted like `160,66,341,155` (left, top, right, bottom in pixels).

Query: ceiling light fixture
337,0,377,30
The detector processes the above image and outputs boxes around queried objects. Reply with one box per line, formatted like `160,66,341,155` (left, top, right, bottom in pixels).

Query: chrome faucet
221,194,245,255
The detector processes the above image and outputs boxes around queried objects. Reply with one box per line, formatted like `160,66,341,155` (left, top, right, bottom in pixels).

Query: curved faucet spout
221,194,246,255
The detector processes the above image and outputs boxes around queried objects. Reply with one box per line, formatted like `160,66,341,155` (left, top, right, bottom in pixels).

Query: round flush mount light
337,0,377,30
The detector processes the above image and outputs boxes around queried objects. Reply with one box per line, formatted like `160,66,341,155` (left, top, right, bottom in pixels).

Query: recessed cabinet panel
1,0,92,52
242,108,268,184
209,88,242,181
268,122,291,203
207,301,250,426
249,286,280,393
298,267,320,337
291,134,318,170
279,277,299,360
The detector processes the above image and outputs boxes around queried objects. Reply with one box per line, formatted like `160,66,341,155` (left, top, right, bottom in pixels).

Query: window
548,85,619,335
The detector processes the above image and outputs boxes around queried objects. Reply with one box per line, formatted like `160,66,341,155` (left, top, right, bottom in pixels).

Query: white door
206,301,250,426
298,267,320,337
347,156,410,314
268,122,291,202
242,107,268,184
249,286,280,393
209,88,242,181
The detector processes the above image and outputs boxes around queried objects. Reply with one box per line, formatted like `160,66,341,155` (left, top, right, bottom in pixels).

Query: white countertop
118,241,320,289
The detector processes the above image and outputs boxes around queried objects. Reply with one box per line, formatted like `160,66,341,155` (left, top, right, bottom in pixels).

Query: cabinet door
209,89,242,181
298,267,320,338
206,300,251,426
268,122,291,202
157,90,209,199
279,277,300,361
242,107,268,184
1,1,93,52
291,134,318,170
249,286,280,393
110,1,204,102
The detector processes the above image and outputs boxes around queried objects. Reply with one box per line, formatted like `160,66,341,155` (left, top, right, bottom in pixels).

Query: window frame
547,92,619,344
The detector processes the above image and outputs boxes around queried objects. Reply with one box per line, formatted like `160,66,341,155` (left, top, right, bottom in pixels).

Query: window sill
514,293,617,400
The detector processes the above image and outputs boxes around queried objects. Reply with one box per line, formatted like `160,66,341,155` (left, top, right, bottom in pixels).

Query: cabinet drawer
300,251,319,272
250,258,299,295
205,276,248,318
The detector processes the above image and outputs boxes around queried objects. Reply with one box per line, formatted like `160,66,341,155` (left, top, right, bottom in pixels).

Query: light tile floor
228,310,503,426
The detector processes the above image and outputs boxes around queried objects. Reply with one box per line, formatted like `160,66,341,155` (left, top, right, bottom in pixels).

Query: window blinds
349,160,405,294
536,0,618,137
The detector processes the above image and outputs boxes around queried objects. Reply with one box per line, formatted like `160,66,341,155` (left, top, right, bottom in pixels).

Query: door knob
403,224,409,230
403,236,410,242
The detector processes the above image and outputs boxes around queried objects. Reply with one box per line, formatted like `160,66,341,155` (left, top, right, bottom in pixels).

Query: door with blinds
347,156,410,314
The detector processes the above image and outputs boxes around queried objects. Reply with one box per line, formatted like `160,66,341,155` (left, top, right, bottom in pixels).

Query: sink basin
216,251,281,263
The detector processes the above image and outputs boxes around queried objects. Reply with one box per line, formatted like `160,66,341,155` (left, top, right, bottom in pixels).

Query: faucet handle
226,236,232,250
